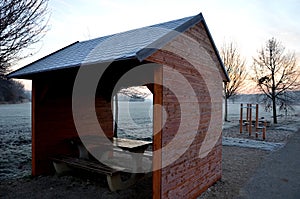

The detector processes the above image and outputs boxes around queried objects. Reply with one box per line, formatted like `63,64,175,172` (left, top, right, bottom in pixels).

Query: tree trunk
224,96,228,122
272,96,277,124
114,94,118,137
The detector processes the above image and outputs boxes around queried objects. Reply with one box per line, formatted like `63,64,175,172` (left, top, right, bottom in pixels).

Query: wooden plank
113,138,152,149
152,65,162,199
51,156,123,176
70,136,151,152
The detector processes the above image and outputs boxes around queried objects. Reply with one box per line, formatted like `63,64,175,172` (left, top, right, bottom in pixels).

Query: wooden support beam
153,66,162,199
145,83,154,94
262,121,266,140
255,104,259,131
240,104,243,134
31,80,36,176
249,104,252,136
246,104,249,131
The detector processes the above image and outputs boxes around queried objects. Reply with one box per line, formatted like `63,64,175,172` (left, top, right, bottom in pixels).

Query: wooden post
240,104,243,134
153,66,162,199
255,104,259,131
246,104,249,131
249,104,252,136
114,93,118,138
262,121,266,140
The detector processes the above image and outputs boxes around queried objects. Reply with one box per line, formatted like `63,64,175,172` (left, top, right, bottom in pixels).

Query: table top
113,138,152,149
70,136,152,152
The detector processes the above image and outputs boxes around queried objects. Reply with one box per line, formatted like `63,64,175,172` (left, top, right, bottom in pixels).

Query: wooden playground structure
239,103,267,140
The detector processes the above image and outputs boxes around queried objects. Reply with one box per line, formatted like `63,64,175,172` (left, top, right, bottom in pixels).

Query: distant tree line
0,75,29,103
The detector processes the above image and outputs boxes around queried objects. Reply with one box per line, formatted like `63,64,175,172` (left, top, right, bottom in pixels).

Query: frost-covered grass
1,102,299,179
223,103,300,150
0,103,31,180
222,137,285,151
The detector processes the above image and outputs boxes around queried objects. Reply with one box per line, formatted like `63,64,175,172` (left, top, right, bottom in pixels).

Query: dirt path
198,146,270,199
238,129,300,199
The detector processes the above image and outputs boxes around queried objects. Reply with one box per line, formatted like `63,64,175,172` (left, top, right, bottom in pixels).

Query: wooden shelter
9,13,229,198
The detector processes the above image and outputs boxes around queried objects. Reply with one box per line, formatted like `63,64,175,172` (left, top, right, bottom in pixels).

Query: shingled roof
8,13,228,80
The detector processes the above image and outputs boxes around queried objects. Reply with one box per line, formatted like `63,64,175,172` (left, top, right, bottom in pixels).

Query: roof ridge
79,14,199,44
80,34,115,44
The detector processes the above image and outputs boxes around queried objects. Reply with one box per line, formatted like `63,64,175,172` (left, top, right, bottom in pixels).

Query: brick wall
147,21,223,198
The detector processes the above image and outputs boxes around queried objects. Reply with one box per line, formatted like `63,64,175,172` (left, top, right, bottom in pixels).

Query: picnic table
51,136,152,191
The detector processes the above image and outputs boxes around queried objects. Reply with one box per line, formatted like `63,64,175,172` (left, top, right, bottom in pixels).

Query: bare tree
221,42,247,121
119,86,151,100
0,0,49,74
252,38,299,124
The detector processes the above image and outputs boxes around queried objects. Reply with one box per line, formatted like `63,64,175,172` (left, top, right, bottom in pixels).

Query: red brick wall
32,74,113,175
147,21,223,198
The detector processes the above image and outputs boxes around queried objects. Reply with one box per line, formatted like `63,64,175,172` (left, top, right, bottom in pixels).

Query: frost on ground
222,121,300,151
0,103,32,180
274,126,299,132
222,137,285,151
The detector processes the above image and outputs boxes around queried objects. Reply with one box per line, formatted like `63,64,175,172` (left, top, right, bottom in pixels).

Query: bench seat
50,151,152,191
50,155,125,176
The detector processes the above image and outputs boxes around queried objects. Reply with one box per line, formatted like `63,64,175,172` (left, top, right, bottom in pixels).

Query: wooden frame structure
240,103,267,140
8,13,229,198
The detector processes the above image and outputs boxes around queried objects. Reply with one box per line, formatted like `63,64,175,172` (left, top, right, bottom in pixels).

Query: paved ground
238,128,300,199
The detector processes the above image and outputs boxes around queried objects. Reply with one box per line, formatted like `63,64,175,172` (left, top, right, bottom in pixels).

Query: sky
16,0,300,91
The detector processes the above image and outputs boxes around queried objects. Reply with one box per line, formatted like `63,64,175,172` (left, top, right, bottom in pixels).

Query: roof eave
7,41,80,79
200,17,230,82
7,55,138,79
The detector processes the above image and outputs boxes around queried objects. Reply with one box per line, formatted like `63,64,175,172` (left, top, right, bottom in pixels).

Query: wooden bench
255,120,267,140
256,126,266,140
51,155,146,191
50,155,124,176
69,137,151,159
50,137,153,191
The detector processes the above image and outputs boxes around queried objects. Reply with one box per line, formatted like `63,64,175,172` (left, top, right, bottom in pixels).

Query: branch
0,0,49,74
